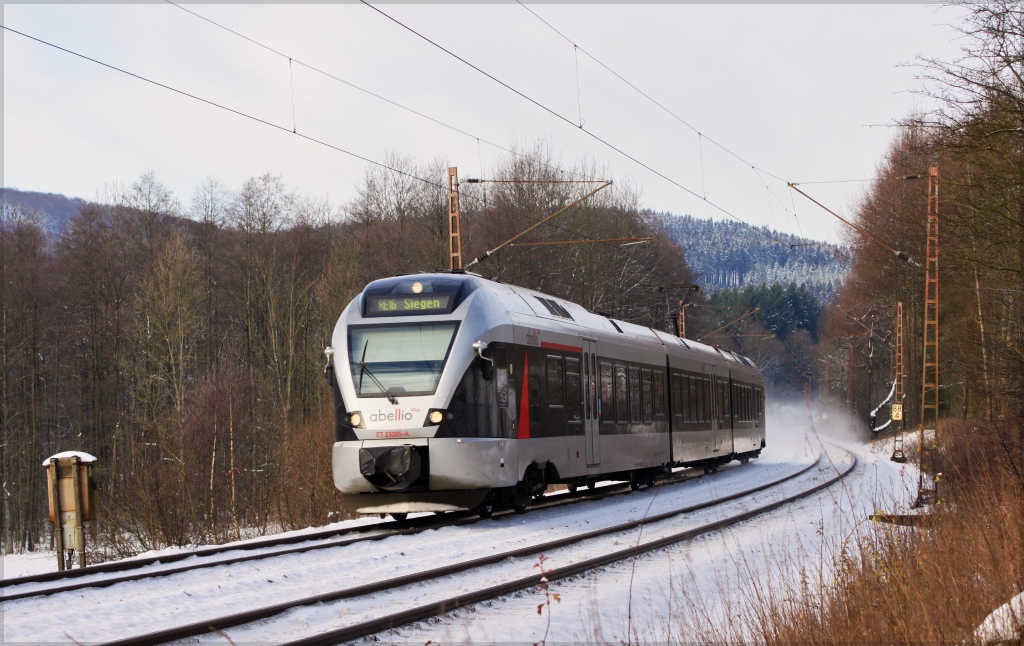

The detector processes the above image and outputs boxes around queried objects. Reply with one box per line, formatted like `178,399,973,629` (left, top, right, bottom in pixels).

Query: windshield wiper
359,340,399,405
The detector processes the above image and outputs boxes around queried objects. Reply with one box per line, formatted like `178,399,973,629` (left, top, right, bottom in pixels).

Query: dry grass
735,420,1024,643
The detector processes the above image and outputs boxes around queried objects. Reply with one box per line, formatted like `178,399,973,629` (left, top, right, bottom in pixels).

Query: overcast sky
3,3,964,242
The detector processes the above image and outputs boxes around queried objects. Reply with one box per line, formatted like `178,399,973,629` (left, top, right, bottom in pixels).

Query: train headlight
424,408,455,426
349,412,362,427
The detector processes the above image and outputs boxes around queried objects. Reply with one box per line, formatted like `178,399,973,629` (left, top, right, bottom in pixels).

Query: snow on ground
2,513,393,581
380,407,919,644
2,402,917,644
5,459,814,642
1,550,62,581
974,591,1024,644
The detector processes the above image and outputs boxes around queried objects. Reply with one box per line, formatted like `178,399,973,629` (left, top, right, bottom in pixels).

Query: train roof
363,271,759,370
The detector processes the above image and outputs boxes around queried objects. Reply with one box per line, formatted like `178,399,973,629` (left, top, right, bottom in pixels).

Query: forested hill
1,188,87,236
2,188,848,303
653,211,848,303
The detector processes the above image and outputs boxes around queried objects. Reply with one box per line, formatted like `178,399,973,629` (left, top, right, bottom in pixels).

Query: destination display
365,293,453,316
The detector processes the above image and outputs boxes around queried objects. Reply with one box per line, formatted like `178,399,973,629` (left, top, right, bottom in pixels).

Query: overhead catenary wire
794,178,873,184
288,57,296,133
173,0,819,256
516,2,923,259
161,0,596,182
508,236,651,248
514,1,789,185
466,181,613,267
788,183,921,268
463,179,608,184
0,23,624,254
697,308,761,343
360,0,790,250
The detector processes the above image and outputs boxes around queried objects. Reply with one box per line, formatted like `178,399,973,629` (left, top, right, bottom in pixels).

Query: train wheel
391,513,408,522
568,483,578,493
512,479,531,513
629,473,641,491
587,480,596,491
477,500,494,519
740,455,750,465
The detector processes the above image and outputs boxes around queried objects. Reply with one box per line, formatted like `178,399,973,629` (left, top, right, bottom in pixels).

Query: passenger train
325,271,766,519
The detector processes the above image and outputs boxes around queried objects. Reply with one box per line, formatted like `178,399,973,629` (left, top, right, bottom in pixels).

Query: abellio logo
368,408,418,423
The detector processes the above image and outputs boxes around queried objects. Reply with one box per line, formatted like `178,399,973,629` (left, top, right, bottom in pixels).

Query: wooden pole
47,462,64,571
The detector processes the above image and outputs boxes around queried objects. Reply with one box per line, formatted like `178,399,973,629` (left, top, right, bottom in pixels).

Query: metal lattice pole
892,301,906,462
447,167,462,271
917,166,940,506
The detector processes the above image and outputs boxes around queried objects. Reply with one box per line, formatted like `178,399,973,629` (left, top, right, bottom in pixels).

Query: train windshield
348,322,459,397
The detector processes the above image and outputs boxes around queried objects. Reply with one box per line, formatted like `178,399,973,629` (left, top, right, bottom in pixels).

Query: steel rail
3,466,708,601
2,518,401,589
285,452,856,646
95,456,823,646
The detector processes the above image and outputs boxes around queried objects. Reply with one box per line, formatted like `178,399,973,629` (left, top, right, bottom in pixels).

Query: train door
710,366,725,454
583,338,601,466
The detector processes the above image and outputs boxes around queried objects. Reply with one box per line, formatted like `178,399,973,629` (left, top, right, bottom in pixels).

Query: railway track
86,452,845,646
3,464,721,602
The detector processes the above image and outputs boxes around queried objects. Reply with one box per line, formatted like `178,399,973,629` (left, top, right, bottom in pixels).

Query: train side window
720,378,729,423
696,377,704,422
583,354,591,421
687,376,697,423
629,367,641,422
641,369,653,423
600,363,613,421
546,356,564,406
495,345,509,409
710,380,716,423
717,381,726,425
682,375,691,423
565,357,582,424
712,378,719,424
615,365,628,423
653,371,665,417
672,374,683,418
704,378,712,423
545,355,565,434
529,377,541,433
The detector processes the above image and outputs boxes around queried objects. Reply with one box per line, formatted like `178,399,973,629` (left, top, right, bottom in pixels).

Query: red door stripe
518,350,530,439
